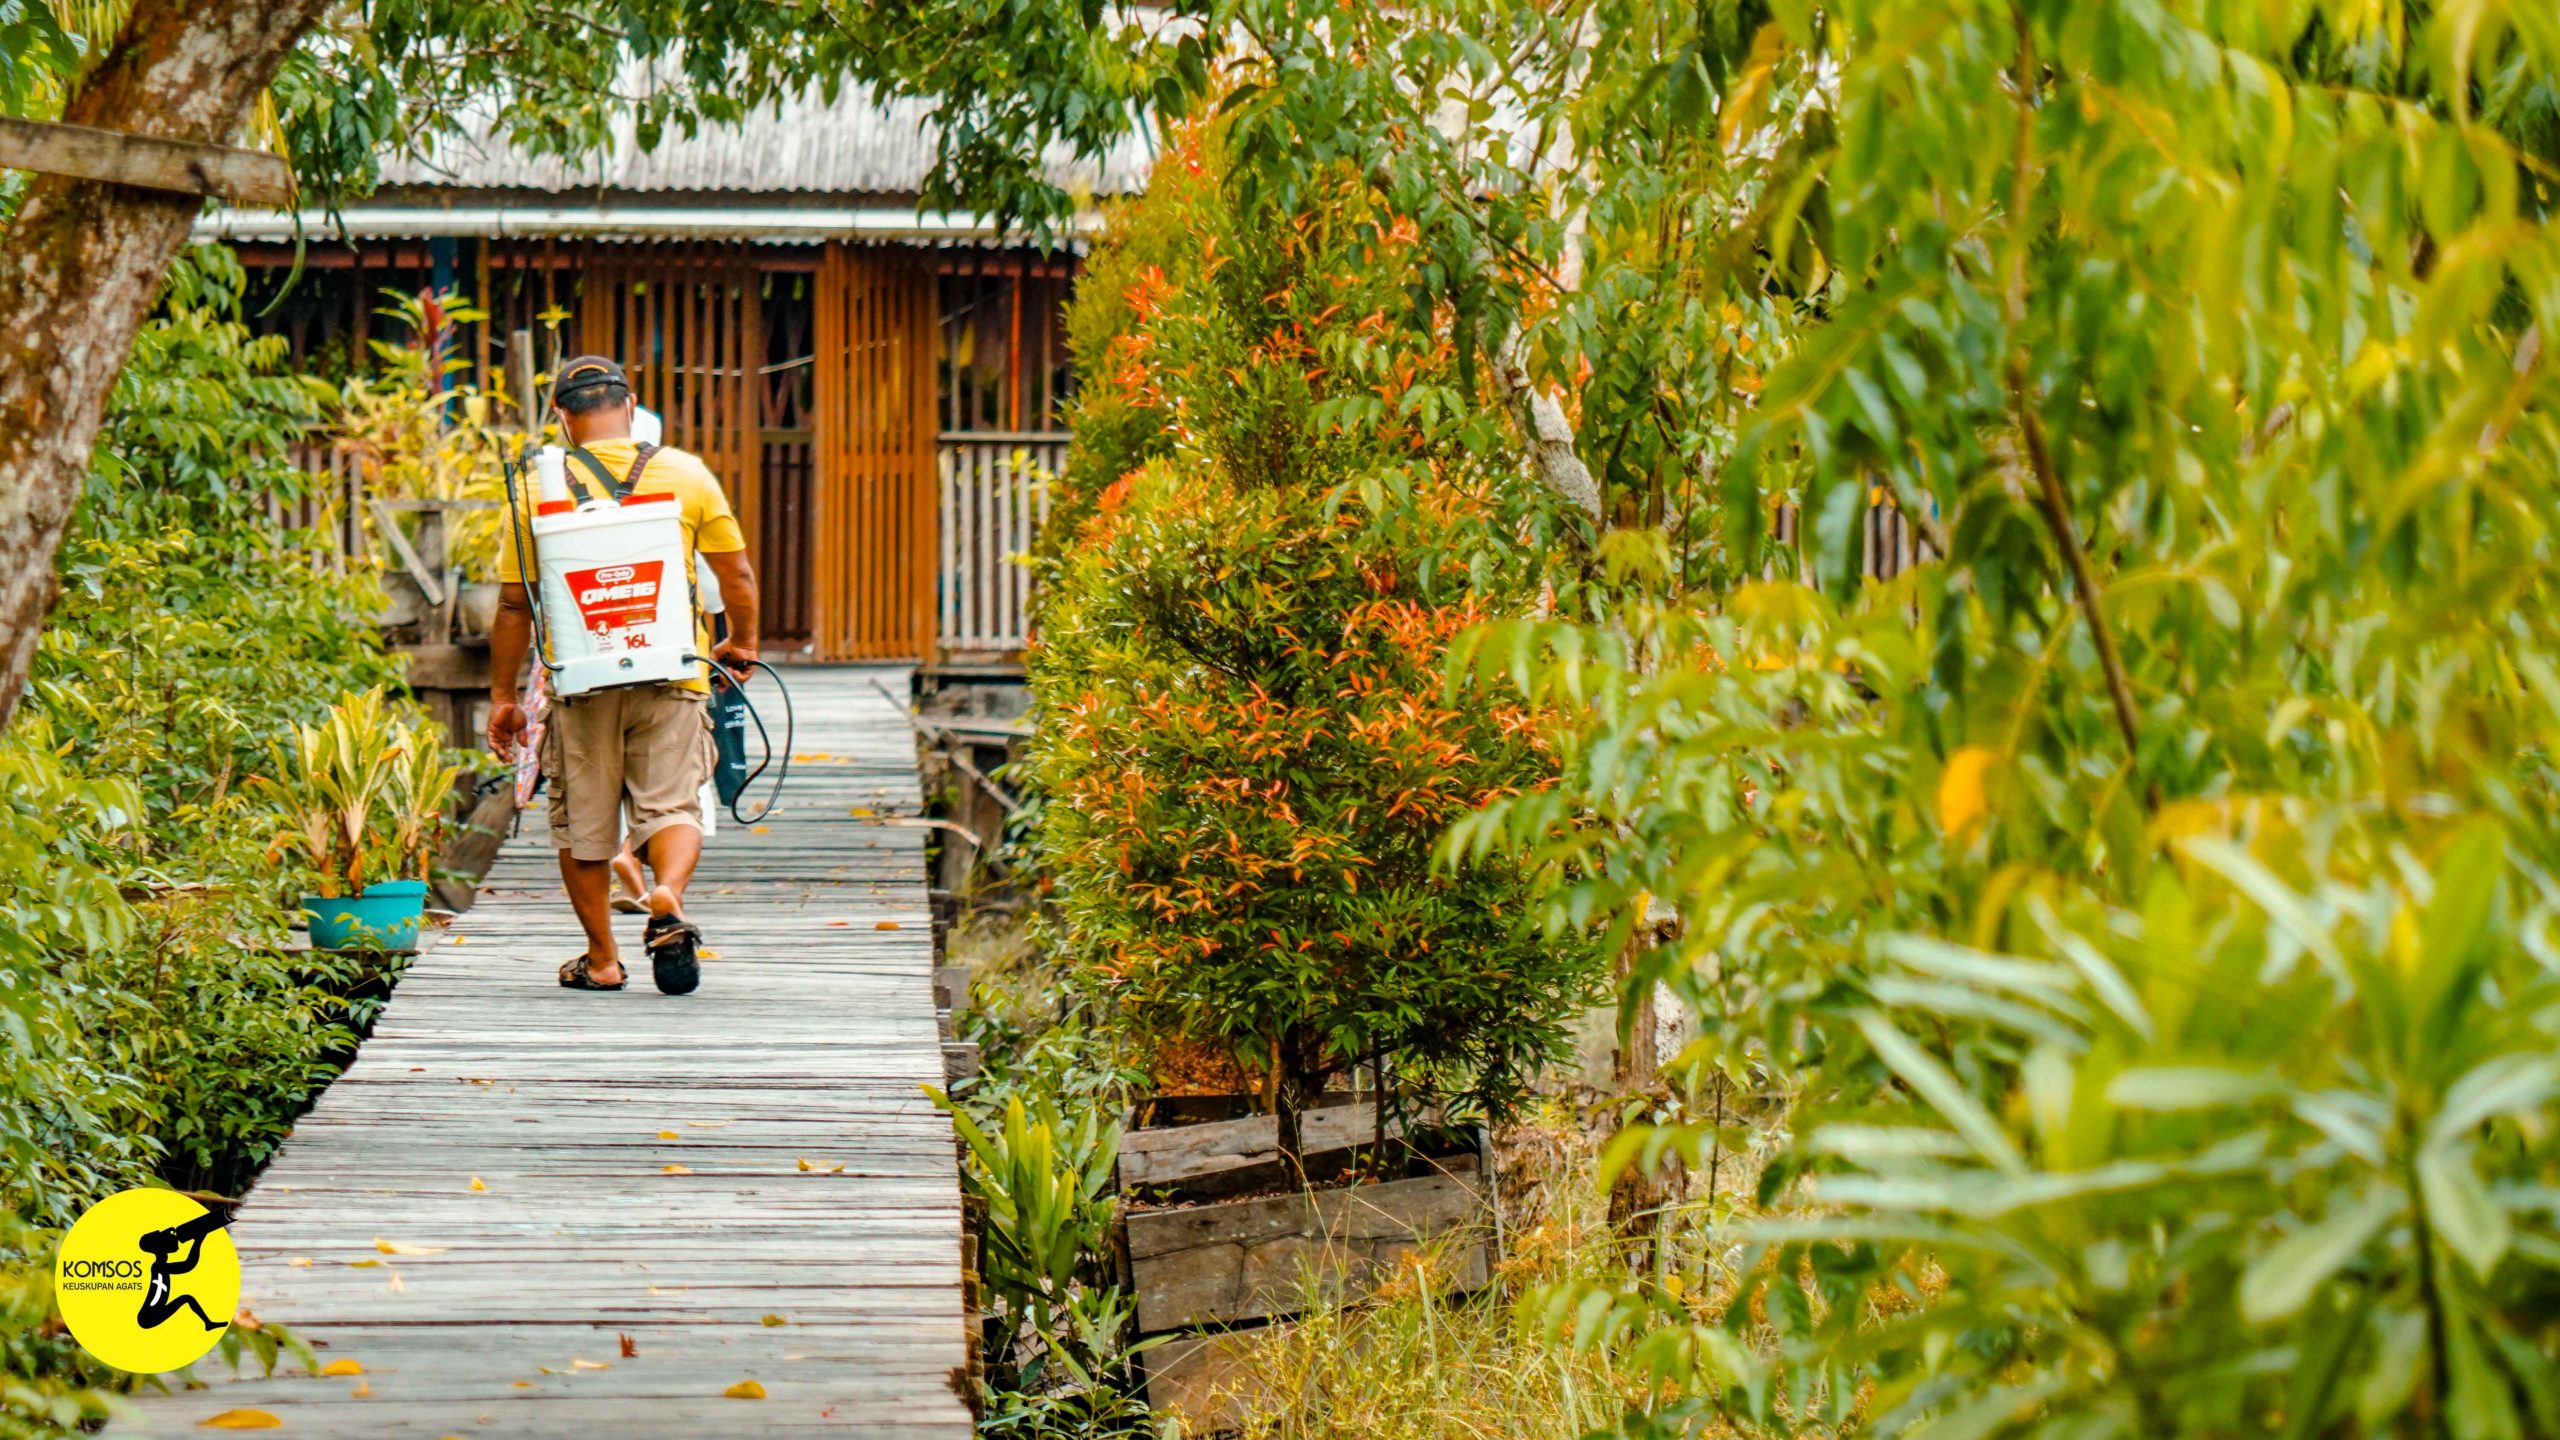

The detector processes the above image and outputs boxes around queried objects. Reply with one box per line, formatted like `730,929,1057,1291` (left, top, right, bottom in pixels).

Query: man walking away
486,357,761,994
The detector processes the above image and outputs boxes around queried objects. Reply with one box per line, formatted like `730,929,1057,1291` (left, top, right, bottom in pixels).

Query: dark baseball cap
552,355,629,405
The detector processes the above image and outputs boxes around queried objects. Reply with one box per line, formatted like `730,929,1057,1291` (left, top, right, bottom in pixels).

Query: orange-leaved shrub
1027,126,1602,1153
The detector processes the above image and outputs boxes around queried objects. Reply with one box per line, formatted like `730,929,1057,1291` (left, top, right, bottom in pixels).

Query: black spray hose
709,659,794,825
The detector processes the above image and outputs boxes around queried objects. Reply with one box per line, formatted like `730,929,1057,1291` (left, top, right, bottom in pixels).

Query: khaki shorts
542,686,712,862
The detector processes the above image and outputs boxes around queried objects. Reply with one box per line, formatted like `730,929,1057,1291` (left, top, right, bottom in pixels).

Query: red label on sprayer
566,560,664,641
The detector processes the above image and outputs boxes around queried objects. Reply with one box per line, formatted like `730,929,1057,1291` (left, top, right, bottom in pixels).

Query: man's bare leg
560,851,623,984
641,823,704,917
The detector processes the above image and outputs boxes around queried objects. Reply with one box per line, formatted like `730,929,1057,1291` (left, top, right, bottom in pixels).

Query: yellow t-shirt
498,440,747,695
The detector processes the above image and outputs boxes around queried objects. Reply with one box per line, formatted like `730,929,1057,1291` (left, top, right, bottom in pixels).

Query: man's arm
704,549,760,676
487,581,535,753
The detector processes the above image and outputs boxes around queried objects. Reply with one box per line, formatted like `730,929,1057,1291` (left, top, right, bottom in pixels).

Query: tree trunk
0,0,328,730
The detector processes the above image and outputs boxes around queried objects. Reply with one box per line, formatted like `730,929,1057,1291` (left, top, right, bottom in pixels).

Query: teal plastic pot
303,880,428,952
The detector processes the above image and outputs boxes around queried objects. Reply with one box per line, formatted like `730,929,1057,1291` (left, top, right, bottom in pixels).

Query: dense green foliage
1,248,404,1432
1027,129,1604,1142
876,0,2560,1434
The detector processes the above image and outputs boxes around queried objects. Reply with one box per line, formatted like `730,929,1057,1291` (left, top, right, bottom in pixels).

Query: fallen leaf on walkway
347,1259,382,1268
197,1408,282,1429
451,936,467,945
725,1379,768,1400
849,807,875,817
875,921,901,930
351,1381,371,1398
662,1164,693,1174
469,1177,486,1192
537,1366,557,1375
658,1130,680,1139
374,1239,446,1256
796,1157,813,1171
287,1257,312,1267
571,1359,609,1371
760,1314,786,1327
826,920,851,927
751,826,769,834
698,949,721,959
318,1359,364,1376
619,1333,637,1358
511,1381,535,1389
646,1285,690,1295
830,1163,845,1174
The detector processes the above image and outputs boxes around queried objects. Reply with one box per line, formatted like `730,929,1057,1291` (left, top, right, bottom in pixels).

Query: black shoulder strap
561,443,662,506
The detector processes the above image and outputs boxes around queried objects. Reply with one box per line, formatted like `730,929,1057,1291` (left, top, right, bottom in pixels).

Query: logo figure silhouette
134,1211,230,1332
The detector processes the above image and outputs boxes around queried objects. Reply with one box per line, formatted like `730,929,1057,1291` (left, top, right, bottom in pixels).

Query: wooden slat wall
936,434,1063,655
813,243,937,661
577,242,764,546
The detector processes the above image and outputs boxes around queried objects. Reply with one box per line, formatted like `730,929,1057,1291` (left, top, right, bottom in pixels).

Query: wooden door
811,243,937,661
577,243,764,549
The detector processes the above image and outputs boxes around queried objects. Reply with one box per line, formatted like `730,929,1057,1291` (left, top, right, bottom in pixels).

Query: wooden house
201,90,1150,665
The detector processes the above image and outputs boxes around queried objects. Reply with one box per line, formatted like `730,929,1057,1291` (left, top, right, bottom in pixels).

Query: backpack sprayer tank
525,445,697,697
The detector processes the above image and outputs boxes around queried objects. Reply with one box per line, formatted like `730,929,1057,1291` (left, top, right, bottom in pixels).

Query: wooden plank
1118,1104,1406,1199
119,666,970,1437
0,115,290,204
1122,1158,1488,1332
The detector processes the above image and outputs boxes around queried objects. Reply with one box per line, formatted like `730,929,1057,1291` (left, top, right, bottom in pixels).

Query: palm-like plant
256,688,458,897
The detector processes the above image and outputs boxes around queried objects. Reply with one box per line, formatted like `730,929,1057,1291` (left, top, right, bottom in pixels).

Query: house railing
937,431,1064,656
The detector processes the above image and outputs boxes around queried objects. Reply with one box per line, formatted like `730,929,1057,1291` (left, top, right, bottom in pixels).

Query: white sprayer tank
528,445,695,696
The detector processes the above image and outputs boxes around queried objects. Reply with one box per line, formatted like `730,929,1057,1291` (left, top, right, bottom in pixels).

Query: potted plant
257,687,460,951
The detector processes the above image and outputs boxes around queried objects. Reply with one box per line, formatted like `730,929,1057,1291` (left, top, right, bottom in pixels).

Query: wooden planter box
1114,1101,1491,1430
1124,1153,1487,1333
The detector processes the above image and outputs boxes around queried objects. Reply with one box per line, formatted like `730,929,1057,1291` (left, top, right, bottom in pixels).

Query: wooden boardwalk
126,666,972,1437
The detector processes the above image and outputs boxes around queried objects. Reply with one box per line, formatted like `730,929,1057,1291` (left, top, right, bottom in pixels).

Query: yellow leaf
698,949,721,959
319,1358,365,1376
348,1259,382,1268
469,1177,486,1192
725,1378,768,1399
848,807,875,817
198,1411,283,1429
288,1257,313,1267
875,921,900,931
663,1164,693,1174
796,1157,812,1172
829,1163,845,1175
751,826,770,834
512,1380,536,1389
760,1313,787,1327
375,1239,446,1256
571,1358,609,1371
658,1130,681,1140
1938,746,1999,838
351,1381,372,1398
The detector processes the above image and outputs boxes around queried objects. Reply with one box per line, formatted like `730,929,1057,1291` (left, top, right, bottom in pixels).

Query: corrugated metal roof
381,86,1154,197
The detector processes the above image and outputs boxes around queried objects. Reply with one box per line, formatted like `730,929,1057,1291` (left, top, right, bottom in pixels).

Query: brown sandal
557,954,626,990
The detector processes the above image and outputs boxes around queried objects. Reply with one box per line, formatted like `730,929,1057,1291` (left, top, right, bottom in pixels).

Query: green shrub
0,247,408,1425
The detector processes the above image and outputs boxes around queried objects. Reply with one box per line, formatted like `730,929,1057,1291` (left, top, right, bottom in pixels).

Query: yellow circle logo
53,1189,239,1373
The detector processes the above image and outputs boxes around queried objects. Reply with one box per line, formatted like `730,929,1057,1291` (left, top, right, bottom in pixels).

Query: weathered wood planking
1122,1157,1489,1333
121,666,971,1437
